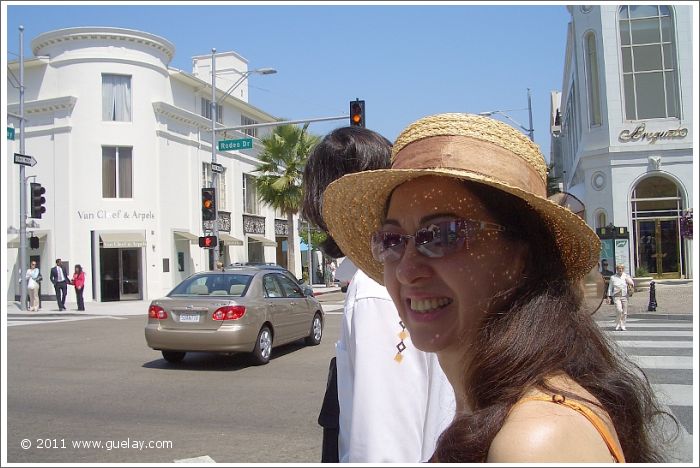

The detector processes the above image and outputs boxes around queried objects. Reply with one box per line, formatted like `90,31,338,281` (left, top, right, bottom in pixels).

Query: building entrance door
635,219,680,279
100,248,142,301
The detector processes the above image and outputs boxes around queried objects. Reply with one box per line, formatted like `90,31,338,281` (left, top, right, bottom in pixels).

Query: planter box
634,276,653,291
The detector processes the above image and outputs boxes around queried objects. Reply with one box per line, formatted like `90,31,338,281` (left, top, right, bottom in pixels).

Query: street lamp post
209,48,276,268
478,88,535,142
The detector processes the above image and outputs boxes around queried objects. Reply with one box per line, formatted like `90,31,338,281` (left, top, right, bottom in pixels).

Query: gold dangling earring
394,320,408,363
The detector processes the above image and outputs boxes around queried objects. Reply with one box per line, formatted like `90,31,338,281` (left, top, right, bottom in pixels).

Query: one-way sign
211,162,224,174
14,153,37,167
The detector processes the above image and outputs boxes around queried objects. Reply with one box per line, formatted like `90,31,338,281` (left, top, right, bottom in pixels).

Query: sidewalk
6,283,343,317
592,280,694,321
8,281,689,318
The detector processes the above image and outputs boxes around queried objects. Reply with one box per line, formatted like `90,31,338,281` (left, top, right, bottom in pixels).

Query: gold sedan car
145,266,324,365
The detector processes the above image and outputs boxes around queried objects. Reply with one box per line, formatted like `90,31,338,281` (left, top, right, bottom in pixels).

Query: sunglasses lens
371,232,405,263
416,221,465,258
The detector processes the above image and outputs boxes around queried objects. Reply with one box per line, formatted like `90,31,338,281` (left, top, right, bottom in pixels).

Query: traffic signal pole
211,48,220,269
18,26,28,311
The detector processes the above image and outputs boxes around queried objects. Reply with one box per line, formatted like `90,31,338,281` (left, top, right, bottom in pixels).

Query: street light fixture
210,47,276,268
478,88,535,142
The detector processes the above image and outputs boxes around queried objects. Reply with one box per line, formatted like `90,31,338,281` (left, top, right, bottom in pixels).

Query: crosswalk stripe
617,340,693,348
651,383,694,407
597,321,693,329
606,330,692,337
627,355,693,370
7,316,122,327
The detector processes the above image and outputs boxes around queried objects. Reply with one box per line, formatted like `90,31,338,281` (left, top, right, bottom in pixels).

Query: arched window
619,5,680,120
596,211,607,229
585,32,602,126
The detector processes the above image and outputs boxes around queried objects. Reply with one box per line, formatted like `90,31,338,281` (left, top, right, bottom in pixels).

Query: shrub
635,265,650,277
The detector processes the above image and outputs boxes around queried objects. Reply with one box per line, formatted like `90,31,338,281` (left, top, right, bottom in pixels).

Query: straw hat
321,113,600,285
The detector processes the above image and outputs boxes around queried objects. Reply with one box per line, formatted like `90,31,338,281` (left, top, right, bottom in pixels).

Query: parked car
228,262,314,297
145,266,324,365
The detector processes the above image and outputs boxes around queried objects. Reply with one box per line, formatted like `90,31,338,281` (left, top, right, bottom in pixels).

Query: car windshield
168,273,252,297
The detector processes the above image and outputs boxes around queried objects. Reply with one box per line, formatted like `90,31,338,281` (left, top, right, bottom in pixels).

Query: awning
247,234,277,247
100,232,146,248
7,230,49,248
173,230,198,243
219,232,244,246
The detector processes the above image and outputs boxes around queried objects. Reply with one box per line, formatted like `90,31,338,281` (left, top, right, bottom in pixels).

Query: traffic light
201,188,216,221
30,183,46,219
350,99,365,127
198,235,218,248
30,236,39,249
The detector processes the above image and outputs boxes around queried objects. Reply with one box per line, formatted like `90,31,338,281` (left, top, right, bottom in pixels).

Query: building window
561,83,580,172
243,173,260,215
584,32,602,126
102,146,133,198
241,115,258,138
102,74,131,121
619,5,680,120
596,211,607,229
201,98,223,124
202,163,227,210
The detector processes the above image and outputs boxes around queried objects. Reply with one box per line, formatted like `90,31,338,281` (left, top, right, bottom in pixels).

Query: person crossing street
607,264,635,330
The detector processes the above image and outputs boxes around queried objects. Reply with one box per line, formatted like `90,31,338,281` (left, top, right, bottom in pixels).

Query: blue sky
5,2,573,160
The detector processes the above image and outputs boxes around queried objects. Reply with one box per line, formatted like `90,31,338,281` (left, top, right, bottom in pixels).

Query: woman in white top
607,264,635,330
302,127,455,462
25,260,41,311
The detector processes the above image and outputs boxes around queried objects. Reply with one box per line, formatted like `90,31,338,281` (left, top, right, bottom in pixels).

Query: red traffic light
350,99,365,128
198,235,218,248
201,188,216,221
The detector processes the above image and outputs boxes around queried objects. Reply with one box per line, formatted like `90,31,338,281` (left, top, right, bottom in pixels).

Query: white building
550,5,694,279
6,27,303,303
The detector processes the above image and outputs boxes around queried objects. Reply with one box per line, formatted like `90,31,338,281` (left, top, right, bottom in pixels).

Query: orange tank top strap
517,394,625,463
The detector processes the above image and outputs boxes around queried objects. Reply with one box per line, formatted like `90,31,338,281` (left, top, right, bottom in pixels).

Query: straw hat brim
322,167,601,285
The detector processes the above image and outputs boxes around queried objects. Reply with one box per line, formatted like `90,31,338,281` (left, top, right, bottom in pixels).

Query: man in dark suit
50,258,69,311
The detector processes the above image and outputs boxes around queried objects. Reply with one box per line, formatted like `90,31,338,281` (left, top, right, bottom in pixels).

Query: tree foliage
254,123,320,274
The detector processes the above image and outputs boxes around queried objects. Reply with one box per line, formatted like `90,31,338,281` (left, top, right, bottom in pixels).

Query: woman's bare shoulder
487,397,616,462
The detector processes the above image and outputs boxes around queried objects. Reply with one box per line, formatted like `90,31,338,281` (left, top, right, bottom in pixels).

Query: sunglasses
371,218,506,263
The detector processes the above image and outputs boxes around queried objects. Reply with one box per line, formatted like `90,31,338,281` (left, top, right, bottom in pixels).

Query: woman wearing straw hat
302,126,455,462
322,113,674,462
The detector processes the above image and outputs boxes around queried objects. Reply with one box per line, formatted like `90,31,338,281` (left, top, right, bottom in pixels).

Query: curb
312,288,341,297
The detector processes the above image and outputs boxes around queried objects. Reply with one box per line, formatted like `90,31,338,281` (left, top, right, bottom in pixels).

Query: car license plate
179,313,200,323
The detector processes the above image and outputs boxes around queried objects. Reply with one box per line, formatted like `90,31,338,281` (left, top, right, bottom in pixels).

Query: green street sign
218,138,253,151
8,127,15,140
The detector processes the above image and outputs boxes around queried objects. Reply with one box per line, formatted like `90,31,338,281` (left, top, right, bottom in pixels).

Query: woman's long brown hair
430,182,677,463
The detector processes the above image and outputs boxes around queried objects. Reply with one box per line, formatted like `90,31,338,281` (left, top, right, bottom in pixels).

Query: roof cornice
31,27,175,63
7,96,77,115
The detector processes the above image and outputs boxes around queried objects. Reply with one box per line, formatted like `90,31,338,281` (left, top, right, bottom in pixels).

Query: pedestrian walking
607,264,635,330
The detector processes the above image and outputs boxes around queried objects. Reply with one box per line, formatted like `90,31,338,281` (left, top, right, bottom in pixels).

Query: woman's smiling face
381,176,527,353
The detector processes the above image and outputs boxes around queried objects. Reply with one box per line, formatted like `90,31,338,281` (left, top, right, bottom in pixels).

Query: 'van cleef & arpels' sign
619,123,688,144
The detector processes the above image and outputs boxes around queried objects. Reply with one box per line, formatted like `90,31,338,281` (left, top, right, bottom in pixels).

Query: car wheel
305,313,323,346
251,326,272,365
162,351,186,363
340,286,348,293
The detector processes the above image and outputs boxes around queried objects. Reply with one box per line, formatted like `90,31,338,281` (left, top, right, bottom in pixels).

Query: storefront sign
619,123,688,144
77,209,155,221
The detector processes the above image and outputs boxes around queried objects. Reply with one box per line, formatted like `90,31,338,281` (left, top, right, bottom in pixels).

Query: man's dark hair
302,127,391,258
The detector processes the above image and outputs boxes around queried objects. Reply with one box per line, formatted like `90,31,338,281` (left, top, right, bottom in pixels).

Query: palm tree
254,123,320,276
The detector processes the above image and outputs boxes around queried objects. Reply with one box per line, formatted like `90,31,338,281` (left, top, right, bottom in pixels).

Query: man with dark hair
302,127,454,462
50,258,69,311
